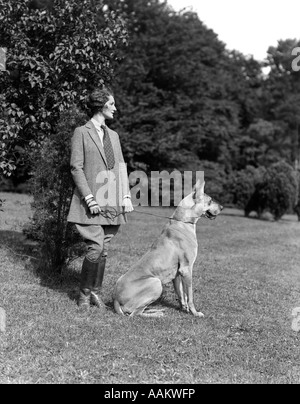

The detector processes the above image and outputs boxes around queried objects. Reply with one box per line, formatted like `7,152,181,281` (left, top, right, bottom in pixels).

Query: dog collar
170,207,198,225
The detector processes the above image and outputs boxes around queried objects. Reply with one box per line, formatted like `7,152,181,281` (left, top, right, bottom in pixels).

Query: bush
198,161,230,205
0,176,31,193
294,171,300,221
294,203,300,221
0,0,128,177
0,176,14,192
23,106,88,271
245,161,297,221
228,166,266,211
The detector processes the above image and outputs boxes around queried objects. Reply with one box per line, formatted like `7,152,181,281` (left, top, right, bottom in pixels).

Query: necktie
101,125,115,170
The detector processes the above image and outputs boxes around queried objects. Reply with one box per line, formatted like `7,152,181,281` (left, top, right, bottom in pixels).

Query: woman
67,86,134,311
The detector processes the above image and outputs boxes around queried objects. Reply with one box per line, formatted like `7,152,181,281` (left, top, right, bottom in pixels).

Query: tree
263,39,300,169
245,161,297,221
294,170,300,221
23,107,88,271
294,170,300,222
103,0,263,175
235,119,292,169
0,0,127,176
229,165,266,211
0,0,129,270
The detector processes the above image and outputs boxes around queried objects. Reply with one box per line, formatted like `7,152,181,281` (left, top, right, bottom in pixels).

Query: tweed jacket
67,120,130,225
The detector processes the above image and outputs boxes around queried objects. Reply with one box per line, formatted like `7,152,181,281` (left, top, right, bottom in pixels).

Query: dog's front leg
173,275,189,313
180,266,204,318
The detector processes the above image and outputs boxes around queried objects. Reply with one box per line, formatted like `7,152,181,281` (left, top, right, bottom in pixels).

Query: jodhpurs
75,224,120,263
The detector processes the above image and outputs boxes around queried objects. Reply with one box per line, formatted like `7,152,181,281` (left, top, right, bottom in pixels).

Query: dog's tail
114,299,125,316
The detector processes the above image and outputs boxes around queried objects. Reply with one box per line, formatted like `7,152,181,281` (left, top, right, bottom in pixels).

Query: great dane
114,180,223,318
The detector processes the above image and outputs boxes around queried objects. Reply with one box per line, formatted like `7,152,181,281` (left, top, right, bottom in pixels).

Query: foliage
229,165,266,210
106,0,264,174
234,120,291,169
197,160,230,204
263,39,300,168
1,0,300,224
230,161,297,220
0,0,127,176
245,161,297,220
294,170,300,221
23,107,87,271
294,204,300,222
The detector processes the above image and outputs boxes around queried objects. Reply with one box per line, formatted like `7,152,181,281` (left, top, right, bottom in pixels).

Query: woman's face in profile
102,95,117,120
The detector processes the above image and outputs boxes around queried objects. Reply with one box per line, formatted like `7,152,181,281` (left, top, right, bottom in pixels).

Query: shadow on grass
0,230,39,259
159,296,181,312
36,262,81,304
0,229,81,304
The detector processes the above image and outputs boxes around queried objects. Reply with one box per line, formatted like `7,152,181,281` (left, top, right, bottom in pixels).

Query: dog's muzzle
205,205,223,220
205,211,217,220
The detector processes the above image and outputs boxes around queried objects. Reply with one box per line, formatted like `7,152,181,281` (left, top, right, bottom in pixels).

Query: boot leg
78,257,98,310
78,288,91,311
90,257,107,309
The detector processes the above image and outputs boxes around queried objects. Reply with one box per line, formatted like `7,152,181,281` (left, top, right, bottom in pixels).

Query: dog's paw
180,305,189,313
193,311,205,318
291,307,300,332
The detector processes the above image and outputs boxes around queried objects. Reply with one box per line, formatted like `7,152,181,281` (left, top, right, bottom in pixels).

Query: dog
113,180,223,318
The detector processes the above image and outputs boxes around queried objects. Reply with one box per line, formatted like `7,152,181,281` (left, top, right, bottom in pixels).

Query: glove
122,196,134,213
85,196,101,215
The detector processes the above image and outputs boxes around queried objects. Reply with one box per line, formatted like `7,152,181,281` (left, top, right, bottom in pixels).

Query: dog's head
175,180,223,223
201,193,224,221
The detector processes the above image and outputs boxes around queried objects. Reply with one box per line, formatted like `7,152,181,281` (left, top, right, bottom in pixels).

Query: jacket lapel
85,121,108,168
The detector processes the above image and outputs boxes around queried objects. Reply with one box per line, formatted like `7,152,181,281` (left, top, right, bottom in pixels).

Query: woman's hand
122,196,134,213
86,196,102,215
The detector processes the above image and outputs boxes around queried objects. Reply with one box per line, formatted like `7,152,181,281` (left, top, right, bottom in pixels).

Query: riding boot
90,256,107,310
78,257,99,310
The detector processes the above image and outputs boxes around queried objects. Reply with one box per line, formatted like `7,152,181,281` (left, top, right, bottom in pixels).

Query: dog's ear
193,180,205,201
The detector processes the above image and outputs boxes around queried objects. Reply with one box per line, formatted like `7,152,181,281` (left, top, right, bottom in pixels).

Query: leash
99,207,172,221
133,208,206,224
99,207,124,221
100,207,203,224
132,209,173,221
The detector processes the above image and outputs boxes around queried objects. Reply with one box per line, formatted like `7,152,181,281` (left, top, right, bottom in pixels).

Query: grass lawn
0,192,299,384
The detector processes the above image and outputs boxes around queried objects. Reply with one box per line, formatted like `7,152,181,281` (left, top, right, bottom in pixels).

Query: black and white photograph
0,0,299,386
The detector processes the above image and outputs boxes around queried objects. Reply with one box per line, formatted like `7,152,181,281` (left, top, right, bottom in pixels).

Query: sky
167,0,300,61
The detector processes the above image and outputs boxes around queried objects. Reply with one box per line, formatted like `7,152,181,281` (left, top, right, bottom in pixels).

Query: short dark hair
86,86,114,118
